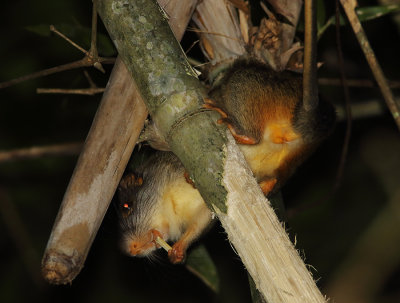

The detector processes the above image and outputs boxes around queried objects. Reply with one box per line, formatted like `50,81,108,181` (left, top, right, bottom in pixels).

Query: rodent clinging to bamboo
205,58,336,195
117,151,213,264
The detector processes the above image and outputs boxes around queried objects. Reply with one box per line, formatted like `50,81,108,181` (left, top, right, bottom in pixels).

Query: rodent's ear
135,176,143,186
119,173,137,189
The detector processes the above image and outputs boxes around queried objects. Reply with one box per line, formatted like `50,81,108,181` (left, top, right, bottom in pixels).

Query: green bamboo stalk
97,0,229,212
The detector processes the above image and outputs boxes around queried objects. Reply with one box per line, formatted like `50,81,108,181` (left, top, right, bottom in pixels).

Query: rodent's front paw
168,242,186,264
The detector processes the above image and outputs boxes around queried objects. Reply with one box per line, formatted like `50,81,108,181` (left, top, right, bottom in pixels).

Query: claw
168,241,186,264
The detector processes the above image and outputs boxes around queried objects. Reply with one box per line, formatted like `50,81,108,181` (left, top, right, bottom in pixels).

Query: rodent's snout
124,229,164,257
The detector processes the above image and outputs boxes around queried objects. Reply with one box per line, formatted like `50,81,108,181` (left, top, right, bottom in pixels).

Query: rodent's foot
259,178,277,195
226,123,257,144
203,98,228,119
204,98,257,145
184,171,196,188
168,241,186,264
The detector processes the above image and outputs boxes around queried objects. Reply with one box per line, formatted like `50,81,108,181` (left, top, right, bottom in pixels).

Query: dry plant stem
303,0,318,111
0,59,95,90
96,0,326,301
37,87,105,95
217,135,326,303
192,0,246,63
155,236,172,252
0,4,114,90
267,0,302,53
41,0,197,285
0,142,82,163
340,0,400,131
318,78,400,89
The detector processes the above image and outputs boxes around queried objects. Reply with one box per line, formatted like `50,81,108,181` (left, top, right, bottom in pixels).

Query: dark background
1,0,399,302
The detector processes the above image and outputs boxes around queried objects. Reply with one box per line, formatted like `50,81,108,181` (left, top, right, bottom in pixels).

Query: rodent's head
117,173,161,258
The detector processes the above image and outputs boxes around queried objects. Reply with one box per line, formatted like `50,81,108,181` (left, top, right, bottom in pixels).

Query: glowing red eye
123,203,130,209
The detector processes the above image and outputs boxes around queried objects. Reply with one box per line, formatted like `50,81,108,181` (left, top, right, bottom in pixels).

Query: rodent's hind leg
204,98,257,145
225,122,257,145
203,98,228,119
168,206,212,264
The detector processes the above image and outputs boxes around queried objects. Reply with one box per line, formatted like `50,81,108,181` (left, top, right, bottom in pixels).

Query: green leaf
185,244,219,293
318,5,400,39
316,0,326,31
24,23,116,57
356,4,400,22
25,24,52,37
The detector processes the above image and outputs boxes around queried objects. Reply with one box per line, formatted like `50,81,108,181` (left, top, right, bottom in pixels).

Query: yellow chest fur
239,122,302,180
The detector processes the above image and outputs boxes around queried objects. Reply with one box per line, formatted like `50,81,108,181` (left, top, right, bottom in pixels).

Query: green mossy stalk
97,0,228,212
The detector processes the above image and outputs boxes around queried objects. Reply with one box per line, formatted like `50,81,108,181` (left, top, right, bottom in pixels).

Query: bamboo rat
142,57,336,196
117,151,213,264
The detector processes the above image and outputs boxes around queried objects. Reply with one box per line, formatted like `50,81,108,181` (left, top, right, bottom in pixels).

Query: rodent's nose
129,242,141,255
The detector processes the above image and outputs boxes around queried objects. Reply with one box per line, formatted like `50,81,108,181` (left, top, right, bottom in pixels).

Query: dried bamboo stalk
41,0,197,284
192,0,246,63
193,1,325,301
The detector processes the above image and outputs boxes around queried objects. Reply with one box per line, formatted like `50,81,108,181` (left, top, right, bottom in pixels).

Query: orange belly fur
239,122,302,181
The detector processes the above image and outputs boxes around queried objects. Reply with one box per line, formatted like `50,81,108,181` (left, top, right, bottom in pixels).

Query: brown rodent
205,58,336,195
138,57,335,196
117,151,213,264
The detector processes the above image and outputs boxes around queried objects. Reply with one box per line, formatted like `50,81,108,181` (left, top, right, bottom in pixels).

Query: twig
0,1,115,90
89,0,99,58
36,88,105,95
50,25,88,55
187,27,242,42
318,77,400,88
0,54,115,90
155,236,172,251
340,0,400,131
303,0,319,111
0,142,82,163
83,70,97,88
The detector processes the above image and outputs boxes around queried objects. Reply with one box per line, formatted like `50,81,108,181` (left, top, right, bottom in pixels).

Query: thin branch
0,56,115,90
36,87,105,95
303,0,319,111
50,25,88,55
340,0,400,131
83,70,97,88
0,2,115,90
186,27,242,42
89,0,99,58
318,77,400,89
0,142,82,163
0,59,84,89
37,70,105,95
